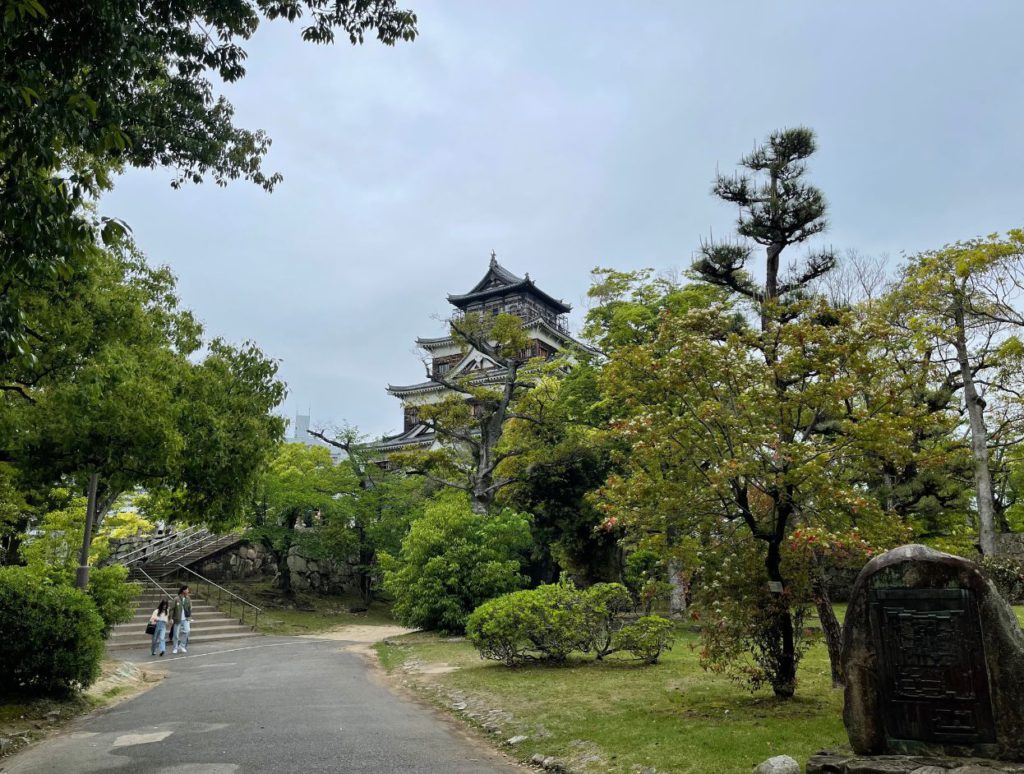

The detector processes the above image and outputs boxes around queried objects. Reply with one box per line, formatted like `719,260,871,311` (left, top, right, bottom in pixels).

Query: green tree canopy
1,0,418,357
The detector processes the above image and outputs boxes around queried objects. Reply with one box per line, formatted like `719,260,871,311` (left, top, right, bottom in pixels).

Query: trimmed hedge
467,581,675,667
0,566,106,694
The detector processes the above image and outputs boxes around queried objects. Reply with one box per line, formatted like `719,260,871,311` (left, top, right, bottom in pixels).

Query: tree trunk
357,521,374,604
811,566,844,687
953,305,997,555
276,547,292,594
75,473,99,590
469,489,490,515
765,537,797,698
667,557,688,618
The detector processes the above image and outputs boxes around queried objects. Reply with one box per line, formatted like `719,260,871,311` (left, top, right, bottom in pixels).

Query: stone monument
808,544,1024,773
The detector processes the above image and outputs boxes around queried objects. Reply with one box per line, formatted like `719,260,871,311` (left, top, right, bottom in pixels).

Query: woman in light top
150,599,170,656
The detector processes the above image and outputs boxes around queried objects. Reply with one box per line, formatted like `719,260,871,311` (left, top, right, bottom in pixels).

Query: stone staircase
108,577,260,651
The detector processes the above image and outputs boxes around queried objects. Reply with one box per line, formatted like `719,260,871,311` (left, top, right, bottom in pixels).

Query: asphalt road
2,637,518,774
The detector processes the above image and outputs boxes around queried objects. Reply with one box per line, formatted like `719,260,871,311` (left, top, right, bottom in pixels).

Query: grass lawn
375,604,1024,774
219,579,395,635
377,630,846,773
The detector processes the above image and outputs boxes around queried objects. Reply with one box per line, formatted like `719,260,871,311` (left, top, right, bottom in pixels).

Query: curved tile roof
446,256,571,314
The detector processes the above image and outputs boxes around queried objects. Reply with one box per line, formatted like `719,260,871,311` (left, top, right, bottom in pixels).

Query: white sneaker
180,647,187,653
172,648,178,654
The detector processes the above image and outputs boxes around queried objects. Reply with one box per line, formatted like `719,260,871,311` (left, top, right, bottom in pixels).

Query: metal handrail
155,532,240,568
145,526,205,559
171,562,261,630
134,566,176,601
116,525,203,567
149,529,217,564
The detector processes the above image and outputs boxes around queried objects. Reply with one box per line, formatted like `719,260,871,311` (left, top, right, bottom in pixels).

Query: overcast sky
102,1,1024,441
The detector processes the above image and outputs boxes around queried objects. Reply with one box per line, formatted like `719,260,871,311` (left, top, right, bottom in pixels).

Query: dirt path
298,623,416,642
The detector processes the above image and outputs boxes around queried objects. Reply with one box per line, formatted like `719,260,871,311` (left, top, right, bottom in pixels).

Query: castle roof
446,256,571,314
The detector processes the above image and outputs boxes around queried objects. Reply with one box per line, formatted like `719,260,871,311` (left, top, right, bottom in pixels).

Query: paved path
2,636,518,773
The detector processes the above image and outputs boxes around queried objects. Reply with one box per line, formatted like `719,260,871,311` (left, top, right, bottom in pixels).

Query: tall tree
309,424,427,602
600,128,911,696
497,366,623,586
580,268,733,613
8,236,285,585
687,127,841,696
396,312,553,514
249,442,358,594
895,231,1024,555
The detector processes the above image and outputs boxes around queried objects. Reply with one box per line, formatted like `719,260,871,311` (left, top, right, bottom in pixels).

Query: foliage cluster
1,236,287,579
16,491,140,635
381,493,532,633
0,566,105,694
466,581,674,666
1,0,417,361
980,555,1024,604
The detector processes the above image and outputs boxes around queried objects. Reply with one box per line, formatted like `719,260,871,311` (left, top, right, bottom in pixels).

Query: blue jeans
173,619,190,651
151,621,167,655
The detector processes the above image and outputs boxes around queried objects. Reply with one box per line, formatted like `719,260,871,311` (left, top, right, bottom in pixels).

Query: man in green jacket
171,585,192,654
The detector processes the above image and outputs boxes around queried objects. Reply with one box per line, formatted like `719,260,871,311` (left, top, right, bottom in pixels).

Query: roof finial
489,249,497,266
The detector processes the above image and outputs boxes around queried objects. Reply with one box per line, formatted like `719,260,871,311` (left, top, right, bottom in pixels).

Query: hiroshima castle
372,255,593,455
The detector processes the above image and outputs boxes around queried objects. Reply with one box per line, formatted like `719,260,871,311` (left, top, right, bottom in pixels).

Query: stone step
106,630,260,651
134,593,212,601
110,621,253,639
129,611,227,623
133,603,218,614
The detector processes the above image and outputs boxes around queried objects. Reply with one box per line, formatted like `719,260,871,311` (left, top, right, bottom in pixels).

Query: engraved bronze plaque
868,588,996,746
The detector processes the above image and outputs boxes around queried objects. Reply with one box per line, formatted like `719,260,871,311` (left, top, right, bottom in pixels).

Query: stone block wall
106,536,153,564
194,539,360,596
194,541,274,581
285,545,358,594
996,532,1024,559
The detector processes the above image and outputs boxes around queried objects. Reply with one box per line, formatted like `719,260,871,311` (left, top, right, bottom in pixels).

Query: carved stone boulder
841,544,1024,762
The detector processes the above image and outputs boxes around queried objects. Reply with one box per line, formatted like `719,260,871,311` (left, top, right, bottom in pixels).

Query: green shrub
87,565,139,637
580,582,633,658
467,580,589,665
466,590,536,666
980,555,1024,604
519,580,590,662
380,493,531,633
613,615,675,664
467,580,671,667
0,566,105,694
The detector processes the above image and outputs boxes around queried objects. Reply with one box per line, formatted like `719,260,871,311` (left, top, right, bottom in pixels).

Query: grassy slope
376,605,1024,774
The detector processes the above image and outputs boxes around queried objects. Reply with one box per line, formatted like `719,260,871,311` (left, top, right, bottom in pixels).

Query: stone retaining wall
996,532,1024,558
194,540,274,581
107,536,152,564
193,540,360,595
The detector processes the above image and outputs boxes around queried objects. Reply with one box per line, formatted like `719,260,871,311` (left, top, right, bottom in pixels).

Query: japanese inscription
868,588,996,746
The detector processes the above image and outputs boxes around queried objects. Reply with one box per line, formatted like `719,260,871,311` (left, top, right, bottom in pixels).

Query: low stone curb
807,751,1024,773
